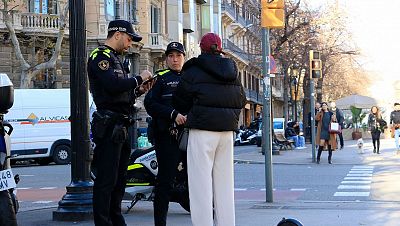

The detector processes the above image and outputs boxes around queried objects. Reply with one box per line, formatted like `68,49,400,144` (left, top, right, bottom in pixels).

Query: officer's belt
96,109,132,126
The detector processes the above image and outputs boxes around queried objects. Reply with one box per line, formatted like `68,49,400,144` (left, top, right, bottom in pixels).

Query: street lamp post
53,0,93,221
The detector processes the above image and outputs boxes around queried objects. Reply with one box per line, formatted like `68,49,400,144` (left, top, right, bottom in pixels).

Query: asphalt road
11,144,400,212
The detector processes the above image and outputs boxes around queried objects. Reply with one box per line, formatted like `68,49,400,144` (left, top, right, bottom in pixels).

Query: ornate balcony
148,33,169,58
0,12,68,35
222,39,249,63
20,13,67,34
245,88,262,104
221,2,247,29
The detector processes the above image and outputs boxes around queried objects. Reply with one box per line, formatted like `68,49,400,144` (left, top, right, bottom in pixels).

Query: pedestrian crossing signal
309,50,322,78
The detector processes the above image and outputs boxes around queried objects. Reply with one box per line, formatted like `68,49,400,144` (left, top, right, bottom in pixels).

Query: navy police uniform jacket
88,45,143,115
144,69,181,132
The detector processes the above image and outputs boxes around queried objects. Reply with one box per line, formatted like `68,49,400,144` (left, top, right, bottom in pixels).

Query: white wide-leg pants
187,129,235,226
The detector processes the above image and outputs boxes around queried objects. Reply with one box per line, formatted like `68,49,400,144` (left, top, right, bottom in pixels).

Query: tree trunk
303,74,311,142
316,78,323,102
283,71,289,126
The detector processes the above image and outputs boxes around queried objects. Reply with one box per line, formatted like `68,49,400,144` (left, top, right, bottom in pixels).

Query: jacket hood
183,54,238,82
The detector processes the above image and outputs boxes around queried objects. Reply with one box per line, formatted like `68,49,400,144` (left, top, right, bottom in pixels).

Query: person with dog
144,42,187,226
368,106,386,154
88,20,153,226
330,101,345,149
390,102,400,153
173,33,246,226
315,102,338,164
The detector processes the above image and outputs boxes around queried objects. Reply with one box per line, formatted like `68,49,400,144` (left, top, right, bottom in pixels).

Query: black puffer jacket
173,53,246,131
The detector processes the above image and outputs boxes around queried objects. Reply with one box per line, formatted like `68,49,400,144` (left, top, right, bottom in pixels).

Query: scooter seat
130,146,155,162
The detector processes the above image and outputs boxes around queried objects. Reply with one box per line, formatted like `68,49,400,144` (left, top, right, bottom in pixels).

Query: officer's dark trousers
153,131,181,226
93,125,131,226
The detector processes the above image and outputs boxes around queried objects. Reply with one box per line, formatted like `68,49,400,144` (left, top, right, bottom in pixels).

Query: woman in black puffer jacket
173,33,246,226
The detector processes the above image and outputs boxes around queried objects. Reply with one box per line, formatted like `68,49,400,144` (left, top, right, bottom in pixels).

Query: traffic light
261,0,285,29
309,50,322,78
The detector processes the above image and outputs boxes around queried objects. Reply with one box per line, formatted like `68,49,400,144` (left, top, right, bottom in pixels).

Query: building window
248,74,252,89
243,71,247,88
29,0,58,14
105,0,115,21
126,0,138,24
151,4,161,33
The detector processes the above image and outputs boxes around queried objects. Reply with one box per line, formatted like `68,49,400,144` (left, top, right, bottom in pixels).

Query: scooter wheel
0,191,18,226
277,218,303,226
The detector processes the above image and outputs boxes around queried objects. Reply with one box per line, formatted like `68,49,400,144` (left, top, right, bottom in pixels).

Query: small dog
357,138,364,154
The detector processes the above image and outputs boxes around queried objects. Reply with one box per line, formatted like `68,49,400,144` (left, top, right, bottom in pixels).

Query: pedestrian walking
315,102,338,164
173,33,246,226
368,106,386,154
88,19,153,226
330,101,345,149
390,102,400,153
144,41,187,226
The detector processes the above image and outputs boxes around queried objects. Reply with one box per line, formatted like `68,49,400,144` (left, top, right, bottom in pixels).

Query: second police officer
144,42,187,226
88,19,153,226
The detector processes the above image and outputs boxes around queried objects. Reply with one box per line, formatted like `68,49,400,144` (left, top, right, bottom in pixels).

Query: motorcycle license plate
0,169,16,191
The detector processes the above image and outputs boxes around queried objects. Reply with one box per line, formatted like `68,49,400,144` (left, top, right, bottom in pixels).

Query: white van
4,89,73,165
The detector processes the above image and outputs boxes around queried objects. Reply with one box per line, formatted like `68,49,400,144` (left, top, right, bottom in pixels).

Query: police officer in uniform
88,19,153,226
144,42,186,226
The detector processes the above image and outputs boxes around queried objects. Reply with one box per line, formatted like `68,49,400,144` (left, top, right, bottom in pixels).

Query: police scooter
0,73,20,226
91,145,190,214
90,114,189,214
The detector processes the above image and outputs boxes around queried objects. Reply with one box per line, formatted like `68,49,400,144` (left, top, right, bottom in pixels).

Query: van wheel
53,144,71,165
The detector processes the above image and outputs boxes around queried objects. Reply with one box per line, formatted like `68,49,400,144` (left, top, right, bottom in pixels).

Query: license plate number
0,169,16,191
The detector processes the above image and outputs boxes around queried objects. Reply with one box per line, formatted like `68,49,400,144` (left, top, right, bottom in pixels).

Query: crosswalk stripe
341,181,371,184
39,187,57,190
234,188,247,191
16,187,32,190
32,201,53,204
349,171,373,173
334,192,370,197
290,188,307,191
344,177,372,180
338,185,370,189
346,173,372,176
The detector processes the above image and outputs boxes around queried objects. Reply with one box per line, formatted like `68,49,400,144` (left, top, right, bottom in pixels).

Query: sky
305,0,400,106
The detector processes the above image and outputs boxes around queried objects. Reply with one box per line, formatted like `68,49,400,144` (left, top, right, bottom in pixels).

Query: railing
221,2,236,19
245,88,262,104
148,33,167,49
222,39,249,62
221,2,249,28
20,13,62,32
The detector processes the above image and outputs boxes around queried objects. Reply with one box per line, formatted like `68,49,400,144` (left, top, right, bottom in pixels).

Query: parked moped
0,73,20,226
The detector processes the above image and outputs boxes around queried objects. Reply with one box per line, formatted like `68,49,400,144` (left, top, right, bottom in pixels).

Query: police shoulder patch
98,60,110,70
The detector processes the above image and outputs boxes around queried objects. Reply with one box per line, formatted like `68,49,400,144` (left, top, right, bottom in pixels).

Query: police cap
166,42,185,55
108,20,142,42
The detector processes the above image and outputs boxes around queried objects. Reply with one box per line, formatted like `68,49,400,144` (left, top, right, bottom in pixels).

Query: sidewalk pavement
16,138,400,226
234,138,400,165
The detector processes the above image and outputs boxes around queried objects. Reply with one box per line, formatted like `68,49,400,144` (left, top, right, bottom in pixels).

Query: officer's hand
140,70,152,81
138,80,154,94
175,114,187,125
